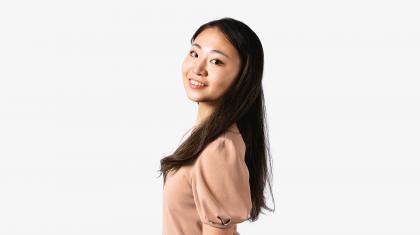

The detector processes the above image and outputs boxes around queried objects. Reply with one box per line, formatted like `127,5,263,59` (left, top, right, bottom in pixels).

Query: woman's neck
195,101,216,126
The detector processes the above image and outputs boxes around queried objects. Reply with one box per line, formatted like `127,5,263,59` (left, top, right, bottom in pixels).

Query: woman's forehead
192,28,238,59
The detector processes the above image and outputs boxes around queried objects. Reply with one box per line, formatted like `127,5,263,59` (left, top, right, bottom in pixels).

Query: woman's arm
202,223,234,235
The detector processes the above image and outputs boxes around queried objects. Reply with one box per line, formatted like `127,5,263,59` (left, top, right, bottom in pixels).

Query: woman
159,17,274,235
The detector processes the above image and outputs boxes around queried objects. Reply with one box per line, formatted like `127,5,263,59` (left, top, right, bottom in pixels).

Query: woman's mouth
189,79,207,89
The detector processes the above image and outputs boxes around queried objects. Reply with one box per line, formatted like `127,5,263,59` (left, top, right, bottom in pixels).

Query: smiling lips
189,79,207,89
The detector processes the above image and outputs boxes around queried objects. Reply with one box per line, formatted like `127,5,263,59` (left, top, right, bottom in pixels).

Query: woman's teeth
190,79,205,86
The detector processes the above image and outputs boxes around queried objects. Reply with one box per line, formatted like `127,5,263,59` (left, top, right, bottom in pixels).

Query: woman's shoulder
198,130,246,164
221,130,245,150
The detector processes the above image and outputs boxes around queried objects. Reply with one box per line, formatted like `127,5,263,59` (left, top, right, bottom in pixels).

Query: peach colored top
162,123,252,235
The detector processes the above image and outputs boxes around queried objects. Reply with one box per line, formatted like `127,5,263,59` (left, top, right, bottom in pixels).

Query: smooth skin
202,224,236,235
182,27,241,127
181,27,242,235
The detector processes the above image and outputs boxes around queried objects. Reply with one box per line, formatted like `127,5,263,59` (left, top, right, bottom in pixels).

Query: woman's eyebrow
192,43,230,59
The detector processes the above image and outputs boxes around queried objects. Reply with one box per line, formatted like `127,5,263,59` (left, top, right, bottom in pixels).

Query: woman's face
182,27,241,104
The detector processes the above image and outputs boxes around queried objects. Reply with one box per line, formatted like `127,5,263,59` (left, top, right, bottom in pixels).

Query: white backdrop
0,0,419,234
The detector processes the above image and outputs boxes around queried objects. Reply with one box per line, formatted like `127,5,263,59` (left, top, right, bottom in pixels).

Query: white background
1,0,419,234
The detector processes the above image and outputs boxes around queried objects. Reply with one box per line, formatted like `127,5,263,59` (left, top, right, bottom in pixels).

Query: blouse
162,123,252,235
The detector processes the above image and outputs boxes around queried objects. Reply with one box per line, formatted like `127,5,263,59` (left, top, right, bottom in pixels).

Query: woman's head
182,27,241,105
182,18,264,113
160,17,274,221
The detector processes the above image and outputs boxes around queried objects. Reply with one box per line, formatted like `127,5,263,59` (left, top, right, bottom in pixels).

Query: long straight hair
159,17,275,221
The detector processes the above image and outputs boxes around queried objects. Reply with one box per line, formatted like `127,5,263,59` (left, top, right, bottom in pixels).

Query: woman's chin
185,92,201,101
187,97,202,103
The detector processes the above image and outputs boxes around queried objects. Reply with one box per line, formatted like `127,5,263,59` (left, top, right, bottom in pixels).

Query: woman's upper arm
192,135,251,234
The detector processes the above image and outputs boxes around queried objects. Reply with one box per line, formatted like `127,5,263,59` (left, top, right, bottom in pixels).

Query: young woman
159,17,274,235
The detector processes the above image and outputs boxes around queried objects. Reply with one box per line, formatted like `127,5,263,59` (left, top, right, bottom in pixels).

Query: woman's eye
210,59,223,65
189,50,223,66
189,50,197,57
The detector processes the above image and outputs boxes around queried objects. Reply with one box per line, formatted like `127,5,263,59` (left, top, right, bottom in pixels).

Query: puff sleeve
191,134,252,229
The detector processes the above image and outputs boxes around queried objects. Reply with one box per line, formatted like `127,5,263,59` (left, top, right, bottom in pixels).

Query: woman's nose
192,58,207,76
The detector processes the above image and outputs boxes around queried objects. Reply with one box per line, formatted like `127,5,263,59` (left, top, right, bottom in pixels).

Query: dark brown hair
158,17,275,221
